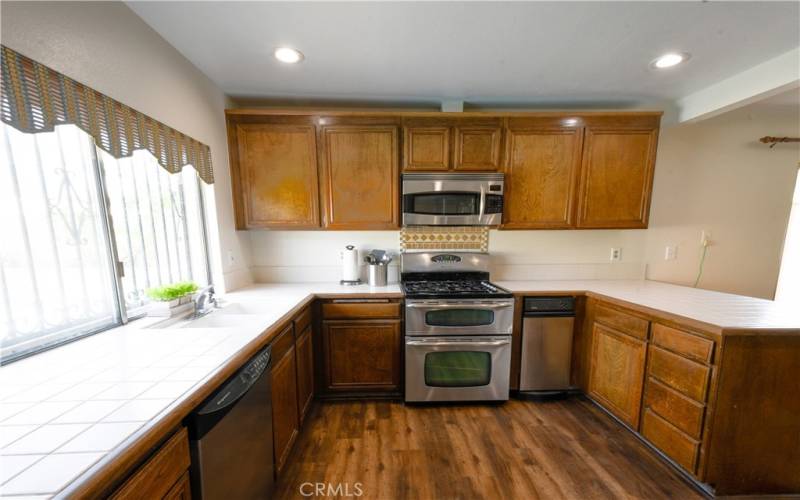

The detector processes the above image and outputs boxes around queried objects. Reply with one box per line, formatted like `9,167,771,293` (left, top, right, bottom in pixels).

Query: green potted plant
146,281,200,317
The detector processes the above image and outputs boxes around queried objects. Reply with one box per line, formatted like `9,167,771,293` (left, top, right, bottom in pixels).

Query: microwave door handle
406,339,511,347
479,185,487,219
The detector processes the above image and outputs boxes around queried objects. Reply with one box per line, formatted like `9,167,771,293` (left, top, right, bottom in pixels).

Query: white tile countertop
497,279,800,330
0,279,797,498
0,282,400,498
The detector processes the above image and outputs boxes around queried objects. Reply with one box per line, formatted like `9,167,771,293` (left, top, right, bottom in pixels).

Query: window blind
0,45,214,183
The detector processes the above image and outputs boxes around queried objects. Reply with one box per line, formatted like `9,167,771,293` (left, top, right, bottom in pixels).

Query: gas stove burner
400,252,512,299
401,279,512,299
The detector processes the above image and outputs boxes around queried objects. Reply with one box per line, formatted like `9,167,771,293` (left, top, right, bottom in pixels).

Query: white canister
340,245,360,284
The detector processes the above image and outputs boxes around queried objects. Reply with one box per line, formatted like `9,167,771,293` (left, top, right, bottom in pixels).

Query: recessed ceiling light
651,52,690,69
274,47,304,64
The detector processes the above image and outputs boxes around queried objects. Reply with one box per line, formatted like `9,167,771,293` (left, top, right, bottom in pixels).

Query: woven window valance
0,45,214,183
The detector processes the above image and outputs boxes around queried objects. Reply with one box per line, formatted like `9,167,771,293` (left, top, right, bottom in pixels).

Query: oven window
407,192,479,215
425,309,494,327
425,352,491,387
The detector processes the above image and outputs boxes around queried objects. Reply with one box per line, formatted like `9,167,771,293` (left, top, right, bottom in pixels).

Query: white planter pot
148,297,188,317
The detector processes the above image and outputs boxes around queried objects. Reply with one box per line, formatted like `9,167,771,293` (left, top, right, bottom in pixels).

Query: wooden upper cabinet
226,111,661,231
321,125,400,229
502,128,582,228
403,126,450,170
402,121,502,172
234,124,320,229
454,126,502,171
576,127,658,228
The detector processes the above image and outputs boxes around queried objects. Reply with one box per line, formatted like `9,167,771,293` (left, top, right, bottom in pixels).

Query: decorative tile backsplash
400,226,489,252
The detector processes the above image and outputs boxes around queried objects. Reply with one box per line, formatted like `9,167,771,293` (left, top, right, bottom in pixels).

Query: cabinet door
403,126,450,170
503,128,583,228
322,320,402,393
235,124,320,228
164,472,191,500
321,126,399,229
588,323,647,428
454,126,502,171
295,325,314,424
271,347,299,473
576,128,658,228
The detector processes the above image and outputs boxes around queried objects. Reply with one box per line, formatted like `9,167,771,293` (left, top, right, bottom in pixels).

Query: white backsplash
247,229,648,283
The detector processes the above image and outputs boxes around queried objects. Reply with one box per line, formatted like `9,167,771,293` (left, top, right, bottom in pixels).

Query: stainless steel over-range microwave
401,173,504,226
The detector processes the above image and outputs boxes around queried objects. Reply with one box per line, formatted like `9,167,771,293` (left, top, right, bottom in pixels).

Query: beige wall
248,229,648,283
0,1,252,291
645,103,799,299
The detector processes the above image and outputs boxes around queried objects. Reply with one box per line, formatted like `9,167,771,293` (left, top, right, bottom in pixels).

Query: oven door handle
406,339,511,347
479,185,487,220
405,303,511,309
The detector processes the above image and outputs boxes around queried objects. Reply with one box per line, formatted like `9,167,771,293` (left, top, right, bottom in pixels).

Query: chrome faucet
193,285,217,317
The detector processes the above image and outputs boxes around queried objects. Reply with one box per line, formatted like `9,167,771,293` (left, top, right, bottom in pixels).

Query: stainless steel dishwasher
188,345,274,499
518,297,576,397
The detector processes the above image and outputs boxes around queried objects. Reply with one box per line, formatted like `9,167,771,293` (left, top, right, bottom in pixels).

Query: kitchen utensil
365,250,392,287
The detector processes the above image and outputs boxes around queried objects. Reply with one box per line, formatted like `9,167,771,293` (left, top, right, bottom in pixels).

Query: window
776,170,800,302
0,123,209,363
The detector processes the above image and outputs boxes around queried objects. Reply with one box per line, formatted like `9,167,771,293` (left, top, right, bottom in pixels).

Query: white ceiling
128,1,800,108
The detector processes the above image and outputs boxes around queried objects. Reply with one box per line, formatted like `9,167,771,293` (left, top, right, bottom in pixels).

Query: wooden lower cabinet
163,472,192,500
322,319,402,394
295,324,314,424
643,377,705,439
271,329,299,473
641,408,700,473
111,428,191,500
588,323,647,428
582,298,800,495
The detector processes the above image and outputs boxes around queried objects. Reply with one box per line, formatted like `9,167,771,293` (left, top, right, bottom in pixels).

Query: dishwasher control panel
523,296,575,315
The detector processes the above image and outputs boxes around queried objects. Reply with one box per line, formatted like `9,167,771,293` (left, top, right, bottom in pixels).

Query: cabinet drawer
641,409,699,474
652,324,714,364
595,304,649,340
322,301,401,319
648,346,710,402
294,306,312,334
112,428,190,500
271,322,295,361
643,377,705,439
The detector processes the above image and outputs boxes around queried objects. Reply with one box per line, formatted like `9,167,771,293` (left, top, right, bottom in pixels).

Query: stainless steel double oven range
402,252,513,402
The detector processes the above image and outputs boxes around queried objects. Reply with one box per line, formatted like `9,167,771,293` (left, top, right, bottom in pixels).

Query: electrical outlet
227,249,235,268
664,245,678,260
701,230,712,246
610,247,622,262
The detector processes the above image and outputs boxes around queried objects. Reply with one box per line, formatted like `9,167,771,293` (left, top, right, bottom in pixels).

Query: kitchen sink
179,313,263,329
214,302,270,315
147,308,265,329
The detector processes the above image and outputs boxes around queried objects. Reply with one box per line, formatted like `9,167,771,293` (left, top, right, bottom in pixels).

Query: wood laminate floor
274,396,704,500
